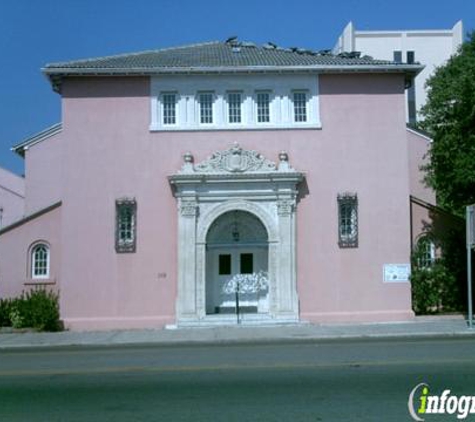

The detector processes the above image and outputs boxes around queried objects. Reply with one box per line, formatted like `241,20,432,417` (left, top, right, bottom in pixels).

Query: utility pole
467,205,474,328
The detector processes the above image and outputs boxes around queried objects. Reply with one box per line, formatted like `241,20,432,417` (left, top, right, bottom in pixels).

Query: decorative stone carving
278,151,292,172
181,152,194,173
171,144,303,325
180,200,198,217
192,142,277,174
277,200,295,216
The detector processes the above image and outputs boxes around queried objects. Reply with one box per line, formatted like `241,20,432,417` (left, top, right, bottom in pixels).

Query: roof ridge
44,41,221,68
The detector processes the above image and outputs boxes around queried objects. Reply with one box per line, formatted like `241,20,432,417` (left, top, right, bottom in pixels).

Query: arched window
416,237,436,268
31,243,50,279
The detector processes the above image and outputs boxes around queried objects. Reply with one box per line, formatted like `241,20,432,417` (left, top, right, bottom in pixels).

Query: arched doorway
170,144,303,325
205,210,269,315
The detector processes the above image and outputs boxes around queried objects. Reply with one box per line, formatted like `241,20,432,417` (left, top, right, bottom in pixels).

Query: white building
333,21,463,122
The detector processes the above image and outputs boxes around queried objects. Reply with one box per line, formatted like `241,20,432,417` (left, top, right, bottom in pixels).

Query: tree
421,31,475,215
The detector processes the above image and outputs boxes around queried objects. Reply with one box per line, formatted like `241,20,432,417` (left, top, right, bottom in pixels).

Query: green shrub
0,289,62,332
411,239,463,314
411,261,461,314
0,298,13,327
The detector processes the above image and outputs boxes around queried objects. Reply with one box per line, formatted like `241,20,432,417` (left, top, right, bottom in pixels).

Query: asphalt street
0,337,474,421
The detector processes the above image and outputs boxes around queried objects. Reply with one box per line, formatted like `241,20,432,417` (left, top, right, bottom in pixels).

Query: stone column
275,198,299,320
176,198,198,321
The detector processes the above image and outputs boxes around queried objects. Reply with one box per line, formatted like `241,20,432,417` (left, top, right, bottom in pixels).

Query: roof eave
42,63,423,76
43,64,423,92
11,123,63,157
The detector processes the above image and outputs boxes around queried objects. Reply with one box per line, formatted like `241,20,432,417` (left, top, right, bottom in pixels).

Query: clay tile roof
43,39,424,75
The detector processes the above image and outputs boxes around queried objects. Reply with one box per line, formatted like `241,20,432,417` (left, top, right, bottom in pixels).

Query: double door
206,247,268,314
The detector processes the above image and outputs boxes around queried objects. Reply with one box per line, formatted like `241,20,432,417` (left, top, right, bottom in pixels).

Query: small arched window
416,237,436,268
31,243,50,279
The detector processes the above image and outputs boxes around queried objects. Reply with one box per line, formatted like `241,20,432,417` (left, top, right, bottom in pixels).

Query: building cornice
11,123,62,156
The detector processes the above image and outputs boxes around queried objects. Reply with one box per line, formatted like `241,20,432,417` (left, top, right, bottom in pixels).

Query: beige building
333,21,463,122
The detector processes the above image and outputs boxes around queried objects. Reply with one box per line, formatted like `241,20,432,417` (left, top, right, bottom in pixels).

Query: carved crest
192,143,277,174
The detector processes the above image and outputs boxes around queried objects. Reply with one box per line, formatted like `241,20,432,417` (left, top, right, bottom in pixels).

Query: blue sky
1,0,474,175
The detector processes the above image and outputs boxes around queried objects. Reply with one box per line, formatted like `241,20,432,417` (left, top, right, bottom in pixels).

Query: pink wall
0,167,25,228
53,73,414,330
25,132,63,214
407,128,436,245
407,129,435,204
0,205,61,298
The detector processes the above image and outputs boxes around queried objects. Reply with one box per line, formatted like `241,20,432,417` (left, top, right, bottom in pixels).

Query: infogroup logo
408,383,475,420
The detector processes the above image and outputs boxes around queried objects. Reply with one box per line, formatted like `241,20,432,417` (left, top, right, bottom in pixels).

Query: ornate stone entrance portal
206,210,269,315
169,144,304,326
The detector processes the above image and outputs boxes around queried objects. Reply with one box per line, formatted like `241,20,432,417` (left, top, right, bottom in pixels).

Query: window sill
150,122,322,132
24,278,56,286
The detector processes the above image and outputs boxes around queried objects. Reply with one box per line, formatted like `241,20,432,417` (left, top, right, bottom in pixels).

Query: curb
0,324,474,351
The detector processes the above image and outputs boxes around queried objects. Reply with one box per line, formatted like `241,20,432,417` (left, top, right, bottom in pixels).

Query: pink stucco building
0,167,25,230
0,40,435,330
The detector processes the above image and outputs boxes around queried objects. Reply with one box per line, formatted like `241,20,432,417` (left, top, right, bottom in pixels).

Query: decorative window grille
31,243,50,278
416,237,436,268
116,198,137,253
338,193,358,248
199,93,214,124
256,92,270,123
162,93,177,125
227,92,242,123
293,92,307,122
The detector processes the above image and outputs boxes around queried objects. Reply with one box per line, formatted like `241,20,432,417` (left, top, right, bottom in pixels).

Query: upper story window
293,91,307,122
162,93,177,125
151,74,321,131
393,51,402,63
338,193,358,248
116,198,137,253
199,92,214,124
256,92,271,123
31,243,50,279
227,92,242,124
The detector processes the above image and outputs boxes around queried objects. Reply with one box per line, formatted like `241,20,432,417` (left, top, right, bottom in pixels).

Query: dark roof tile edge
0,202,62,237
12,123,63,156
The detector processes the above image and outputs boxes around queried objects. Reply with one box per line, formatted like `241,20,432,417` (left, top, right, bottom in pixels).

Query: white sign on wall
383,264,411,282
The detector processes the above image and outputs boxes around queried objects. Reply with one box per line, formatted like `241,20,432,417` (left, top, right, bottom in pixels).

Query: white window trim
254,90,273,125
31,243,50,279
197,91,216,127
160,92,179,127
150,74,321,131
292,90,309,123
416,237,436,268
226,91,244,126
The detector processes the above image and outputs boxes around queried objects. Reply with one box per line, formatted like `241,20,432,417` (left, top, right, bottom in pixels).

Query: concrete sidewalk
0,315,473,350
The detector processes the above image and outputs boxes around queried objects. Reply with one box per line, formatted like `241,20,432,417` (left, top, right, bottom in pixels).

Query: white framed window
162,93,177,125
31,243,50,279
199,92,214,124
293,91,308,122
150,74,321,130
116,198,137,253
416,236,436,268
256,91,271,123
338,193,358,248
227,92,242,124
